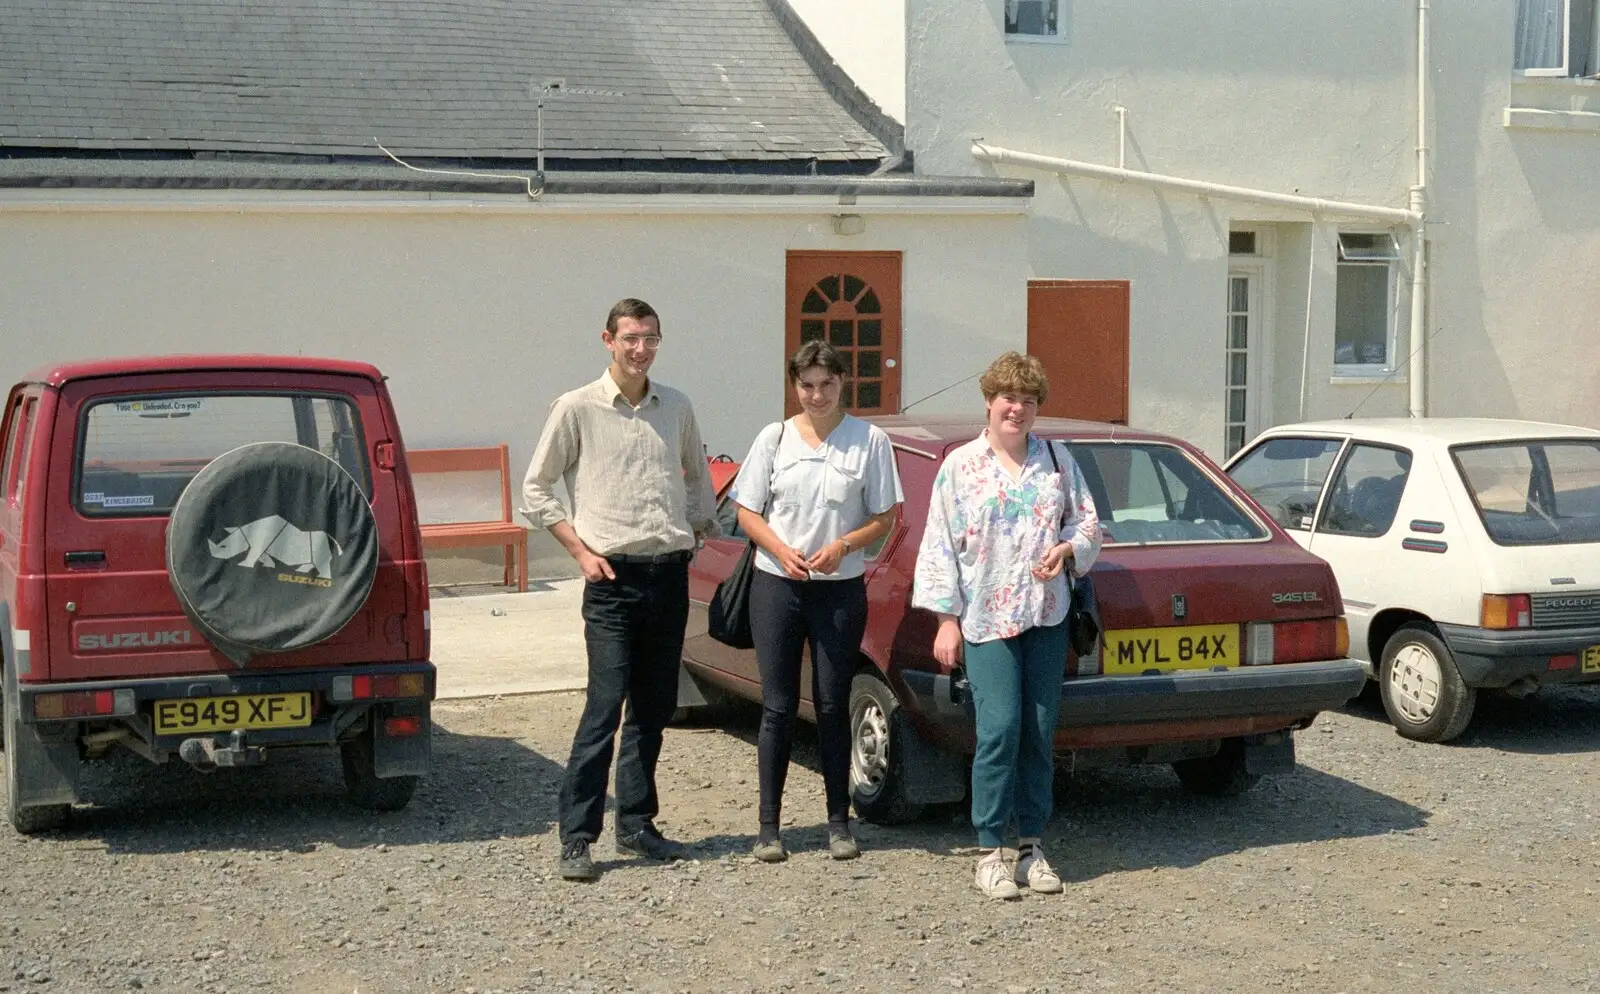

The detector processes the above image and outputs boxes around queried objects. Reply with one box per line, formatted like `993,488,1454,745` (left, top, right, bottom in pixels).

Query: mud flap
675,666,710,708
370,703,431,778
3,656,79,808
899,718,968,805
1243,732,1295,776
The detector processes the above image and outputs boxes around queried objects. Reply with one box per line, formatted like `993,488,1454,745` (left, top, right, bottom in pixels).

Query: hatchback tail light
1481,594,1532,630
1243,618,1348,665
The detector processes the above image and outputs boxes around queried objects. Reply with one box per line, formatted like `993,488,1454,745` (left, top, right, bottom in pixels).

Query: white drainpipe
1408,0,1430,418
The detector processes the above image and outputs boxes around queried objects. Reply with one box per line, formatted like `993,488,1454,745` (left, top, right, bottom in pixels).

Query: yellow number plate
1103,624,1239,675
1583,645,1600,674
154,693,313,735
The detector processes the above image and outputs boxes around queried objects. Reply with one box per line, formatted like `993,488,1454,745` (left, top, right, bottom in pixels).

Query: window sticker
83,492,106,504
111,398,204,418
101,495,156,508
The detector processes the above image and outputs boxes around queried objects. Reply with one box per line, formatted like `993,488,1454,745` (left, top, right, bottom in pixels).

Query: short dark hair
606,297,660,334
787,340,848,384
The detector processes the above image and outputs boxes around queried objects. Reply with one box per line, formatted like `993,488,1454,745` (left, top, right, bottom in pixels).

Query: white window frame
1004,0,1067,44
1516,0,1598,77
1225,227,1276,458
1332,230,1403,377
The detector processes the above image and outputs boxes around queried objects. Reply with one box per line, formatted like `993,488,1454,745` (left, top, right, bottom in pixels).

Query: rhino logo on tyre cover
208,515,342,579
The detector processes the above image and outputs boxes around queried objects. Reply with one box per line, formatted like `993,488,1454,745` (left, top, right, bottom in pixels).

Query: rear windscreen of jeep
76,394,368,515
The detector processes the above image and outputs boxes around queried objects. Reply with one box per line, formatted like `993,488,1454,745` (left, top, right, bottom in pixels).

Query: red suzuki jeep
0,356,435,833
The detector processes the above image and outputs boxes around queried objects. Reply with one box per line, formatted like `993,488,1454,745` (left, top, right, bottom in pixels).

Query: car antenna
1342,324,1443,420
900,370,981,413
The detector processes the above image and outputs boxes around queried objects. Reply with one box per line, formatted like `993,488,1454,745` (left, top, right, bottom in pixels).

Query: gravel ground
1,684,1597,994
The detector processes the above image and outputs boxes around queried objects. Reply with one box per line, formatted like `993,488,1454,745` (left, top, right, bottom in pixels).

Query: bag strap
759,421,785,518
1043,436,1066,531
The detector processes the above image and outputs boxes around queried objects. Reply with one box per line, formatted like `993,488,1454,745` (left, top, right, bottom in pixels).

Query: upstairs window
1334,232,1402,373
1005,0,1063,40
1516,0,1596,76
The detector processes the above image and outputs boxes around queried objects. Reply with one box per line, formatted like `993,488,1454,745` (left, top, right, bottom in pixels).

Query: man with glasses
523,297,719,881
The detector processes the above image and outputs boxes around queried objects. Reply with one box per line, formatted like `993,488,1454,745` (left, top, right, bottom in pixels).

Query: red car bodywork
682,416,1365,783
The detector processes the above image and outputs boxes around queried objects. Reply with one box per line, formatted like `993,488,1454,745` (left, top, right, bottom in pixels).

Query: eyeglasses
615,335,662,351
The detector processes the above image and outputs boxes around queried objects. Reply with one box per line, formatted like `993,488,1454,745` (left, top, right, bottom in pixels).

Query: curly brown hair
978,351,1049,405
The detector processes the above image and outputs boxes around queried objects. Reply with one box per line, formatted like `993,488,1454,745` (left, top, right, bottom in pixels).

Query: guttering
1408,0,1430,418
971,142,1420,225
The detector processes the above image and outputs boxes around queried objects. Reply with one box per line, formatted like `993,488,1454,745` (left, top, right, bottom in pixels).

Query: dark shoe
752,837,788,863
828,826,860,861
616,827,687,862
559,840,598,881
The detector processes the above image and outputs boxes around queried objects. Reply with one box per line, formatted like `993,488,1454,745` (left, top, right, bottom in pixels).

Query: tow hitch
178,730,266,771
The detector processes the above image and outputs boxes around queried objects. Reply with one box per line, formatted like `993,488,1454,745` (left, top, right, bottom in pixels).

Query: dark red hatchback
679,416,1367,823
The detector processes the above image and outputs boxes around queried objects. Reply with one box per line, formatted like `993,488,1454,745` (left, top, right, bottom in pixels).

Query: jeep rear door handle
64,550,106,569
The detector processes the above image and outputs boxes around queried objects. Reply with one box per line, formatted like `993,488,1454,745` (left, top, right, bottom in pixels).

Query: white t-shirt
731,415,904,581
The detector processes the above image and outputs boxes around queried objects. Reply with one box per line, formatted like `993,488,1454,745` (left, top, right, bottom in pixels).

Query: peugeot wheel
1380,622,1475,743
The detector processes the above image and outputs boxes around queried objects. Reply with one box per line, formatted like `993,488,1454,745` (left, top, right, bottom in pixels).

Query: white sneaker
973,849,1021,900
1015,846,1063,893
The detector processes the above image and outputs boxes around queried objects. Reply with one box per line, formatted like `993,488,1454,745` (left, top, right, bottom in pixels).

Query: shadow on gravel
1340,681,1600,756
51,726,565,855
678,696,1431,877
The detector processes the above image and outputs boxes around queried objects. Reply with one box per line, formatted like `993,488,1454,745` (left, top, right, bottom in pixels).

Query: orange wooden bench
407,444,528,592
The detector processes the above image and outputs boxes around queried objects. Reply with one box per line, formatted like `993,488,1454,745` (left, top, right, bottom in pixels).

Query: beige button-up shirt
521,369,719,557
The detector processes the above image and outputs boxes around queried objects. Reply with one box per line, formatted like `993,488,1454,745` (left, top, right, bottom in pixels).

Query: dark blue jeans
558,557,690,845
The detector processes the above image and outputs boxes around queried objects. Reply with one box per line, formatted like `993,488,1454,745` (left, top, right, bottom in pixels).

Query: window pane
0,400,23,501
8,400,36,516
1319,444,1412,537
856,289,881,315
1228,232,1257,255
1514,0,1566,70
1067,442,1267,543
857,351,882,378
1228,353,1248,389
1227,436,1343,530
801,319,825,342
802,289,828,314
1334,263,1390,365
1005,0,1058,36
1229,277,1248,313
857,382,881,409
858,319,882,346
1456,440,1600,546
829,320,854,346
843,274,866,302
840,383,854,408
77,394,368,515
1226,426,1246,458
1229,314,1248,350
1227,389,1246,423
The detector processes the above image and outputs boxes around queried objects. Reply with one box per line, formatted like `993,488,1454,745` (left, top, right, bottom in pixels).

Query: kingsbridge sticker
112,398,204,417
101,495,156,508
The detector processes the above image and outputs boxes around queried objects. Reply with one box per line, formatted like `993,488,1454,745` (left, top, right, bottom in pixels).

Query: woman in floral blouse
912,352,1102,900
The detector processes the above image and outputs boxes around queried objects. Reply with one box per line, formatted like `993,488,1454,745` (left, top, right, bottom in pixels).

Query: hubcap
1389,640,1443,723
850,701,890,795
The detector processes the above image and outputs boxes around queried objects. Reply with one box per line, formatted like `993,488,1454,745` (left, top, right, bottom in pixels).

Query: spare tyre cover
167,441,379,665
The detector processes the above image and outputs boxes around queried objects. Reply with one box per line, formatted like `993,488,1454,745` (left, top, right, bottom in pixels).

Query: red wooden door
785,252,902,417
1026,280,1130,424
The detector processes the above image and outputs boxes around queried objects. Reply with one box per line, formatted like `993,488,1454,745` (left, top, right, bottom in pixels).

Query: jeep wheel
4,676,70,834
848,673,923,825
1173,738,1261,797
341,734,419,812
1380,622,1475,743
167,441,379,665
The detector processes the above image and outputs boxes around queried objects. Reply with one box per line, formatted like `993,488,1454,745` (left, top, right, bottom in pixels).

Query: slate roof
0,0,899,166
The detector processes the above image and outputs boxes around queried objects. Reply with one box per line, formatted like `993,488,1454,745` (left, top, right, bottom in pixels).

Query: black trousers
748,569,867,827
558,557,690,845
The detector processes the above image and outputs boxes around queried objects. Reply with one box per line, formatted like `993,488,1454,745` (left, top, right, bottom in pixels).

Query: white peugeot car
1225,418,1600,742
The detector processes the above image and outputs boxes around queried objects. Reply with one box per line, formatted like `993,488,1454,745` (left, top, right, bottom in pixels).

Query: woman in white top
731,340,903,863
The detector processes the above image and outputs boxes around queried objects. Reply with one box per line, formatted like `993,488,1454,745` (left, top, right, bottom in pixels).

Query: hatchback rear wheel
1379,622,1475,743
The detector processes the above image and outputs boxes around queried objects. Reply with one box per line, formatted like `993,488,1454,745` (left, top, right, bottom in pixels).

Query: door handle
64,550,106,569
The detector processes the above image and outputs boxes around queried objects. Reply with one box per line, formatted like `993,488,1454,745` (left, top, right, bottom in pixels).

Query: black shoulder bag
1045,439,1101,658
708,423,785,649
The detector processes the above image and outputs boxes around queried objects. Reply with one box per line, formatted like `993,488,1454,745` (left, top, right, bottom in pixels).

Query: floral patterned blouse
912,433,1102,645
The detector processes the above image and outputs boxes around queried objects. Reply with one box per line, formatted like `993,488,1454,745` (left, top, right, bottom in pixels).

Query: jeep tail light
1481,594,1532,630
33,688,135,720
1243,618,1346,665
330,673,427,702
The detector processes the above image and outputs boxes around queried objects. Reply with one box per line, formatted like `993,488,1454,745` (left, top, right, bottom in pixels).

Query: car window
1066,442,1267,544
1227,436,1343,530
1454,440,1600,546
76,393,368,516
1,397,27,507
1317,443,1412,537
